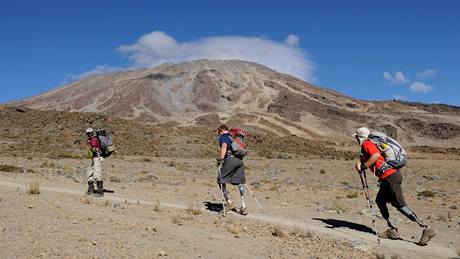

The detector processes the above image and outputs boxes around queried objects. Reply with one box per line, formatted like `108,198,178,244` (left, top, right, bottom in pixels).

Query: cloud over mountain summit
117,31,314,82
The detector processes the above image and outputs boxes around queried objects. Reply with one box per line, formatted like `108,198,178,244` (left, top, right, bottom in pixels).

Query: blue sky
0,0,459,105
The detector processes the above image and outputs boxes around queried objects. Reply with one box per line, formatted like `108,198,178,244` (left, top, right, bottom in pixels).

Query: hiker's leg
86,159,95,182
221,183,230,201
93,158,104,196
231,158,246,185
376,182,390,221
93,157,103,182
386,171,426,227
397,206,427,227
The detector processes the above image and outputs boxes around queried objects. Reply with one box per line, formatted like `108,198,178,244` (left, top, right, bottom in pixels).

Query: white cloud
409,81,433,93
285,34,299,46
117,31,314,81
383,71,408,84
416,69,436,80
64,65,121,83
393,94,407,101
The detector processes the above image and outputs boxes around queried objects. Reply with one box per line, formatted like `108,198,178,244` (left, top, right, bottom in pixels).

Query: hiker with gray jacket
354,127,436,245
216,124,247,215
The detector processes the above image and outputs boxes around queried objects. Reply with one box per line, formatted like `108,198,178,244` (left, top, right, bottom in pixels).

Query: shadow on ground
203,201,223,212
312,218,375,234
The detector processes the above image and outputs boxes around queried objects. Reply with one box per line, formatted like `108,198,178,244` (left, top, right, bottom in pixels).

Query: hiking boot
224,201,236,212
86,181,94,195
378,228,400,240
93,181,104,197
417,227,437,246
239,207,248,216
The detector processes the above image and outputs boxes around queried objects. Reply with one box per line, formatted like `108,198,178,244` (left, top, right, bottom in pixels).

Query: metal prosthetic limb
238,184,246,209
398,206,427,228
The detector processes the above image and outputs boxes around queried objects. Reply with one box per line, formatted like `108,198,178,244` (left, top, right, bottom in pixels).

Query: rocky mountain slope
12,60,460,147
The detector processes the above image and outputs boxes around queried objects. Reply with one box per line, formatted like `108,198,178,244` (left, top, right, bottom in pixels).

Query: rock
158,250,167,256
110,175,121,183
28,205,34,209
250,180,261,188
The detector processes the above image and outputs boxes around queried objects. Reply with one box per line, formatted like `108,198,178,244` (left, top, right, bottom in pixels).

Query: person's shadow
312,218,375,234
203,201,223,212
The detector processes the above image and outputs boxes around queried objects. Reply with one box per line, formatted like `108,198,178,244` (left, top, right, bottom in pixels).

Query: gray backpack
96,129,115,158
368,132,407,173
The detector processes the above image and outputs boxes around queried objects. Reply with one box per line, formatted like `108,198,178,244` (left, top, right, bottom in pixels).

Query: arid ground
1,151,459,258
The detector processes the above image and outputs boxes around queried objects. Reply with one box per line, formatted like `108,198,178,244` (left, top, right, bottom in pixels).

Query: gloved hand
216,158,224,167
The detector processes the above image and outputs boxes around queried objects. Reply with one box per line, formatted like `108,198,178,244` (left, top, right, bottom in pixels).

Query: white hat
353,127,370,139
85,127,94,134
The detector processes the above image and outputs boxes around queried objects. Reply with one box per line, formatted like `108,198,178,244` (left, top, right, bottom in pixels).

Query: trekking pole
244,184,262,209
359,169,380,244
217,165,226,215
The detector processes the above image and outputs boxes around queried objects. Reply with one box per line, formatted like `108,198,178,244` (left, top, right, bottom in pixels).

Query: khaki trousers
87,157,104,182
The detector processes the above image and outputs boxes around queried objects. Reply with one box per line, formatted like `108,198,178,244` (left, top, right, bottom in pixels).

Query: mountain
12,59,460,146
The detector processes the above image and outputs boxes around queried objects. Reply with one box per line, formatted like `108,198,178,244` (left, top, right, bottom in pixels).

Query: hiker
216,124,247,215
85,127,105,197
353,127,436,245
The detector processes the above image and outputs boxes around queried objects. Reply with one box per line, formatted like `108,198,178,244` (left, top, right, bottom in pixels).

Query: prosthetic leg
238,184,247,215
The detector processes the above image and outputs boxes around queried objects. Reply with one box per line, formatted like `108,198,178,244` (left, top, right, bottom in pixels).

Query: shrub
226,224,241,235
0,164,23,173
271,226,286,237
154,198,161,212
417,190,435,198
27,182,40,194
346,192,359,198
332,202,348,214
172,215,183,225
187,206,201,215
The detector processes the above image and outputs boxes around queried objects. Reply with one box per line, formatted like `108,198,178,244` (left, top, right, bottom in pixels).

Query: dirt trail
0,178,457,259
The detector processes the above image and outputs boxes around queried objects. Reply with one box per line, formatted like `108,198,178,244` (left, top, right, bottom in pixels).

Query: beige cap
353,127,370,139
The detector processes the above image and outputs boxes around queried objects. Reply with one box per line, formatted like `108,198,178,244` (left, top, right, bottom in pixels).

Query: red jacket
361,139,397,180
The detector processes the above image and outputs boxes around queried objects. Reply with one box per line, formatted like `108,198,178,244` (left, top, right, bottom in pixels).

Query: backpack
368,132,407,172
228,128,248,158
96,129,116,158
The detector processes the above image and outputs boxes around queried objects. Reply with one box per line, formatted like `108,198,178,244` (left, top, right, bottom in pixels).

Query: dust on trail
0,179,457,259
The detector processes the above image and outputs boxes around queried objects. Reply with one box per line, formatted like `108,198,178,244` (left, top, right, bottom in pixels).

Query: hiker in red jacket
354,127,436,245
85,127,105,197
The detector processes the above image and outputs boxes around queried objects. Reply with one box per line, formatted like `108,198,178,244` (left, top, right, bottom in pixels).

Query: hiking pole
217,165,226,215
359,169,380,244
244,184,262,209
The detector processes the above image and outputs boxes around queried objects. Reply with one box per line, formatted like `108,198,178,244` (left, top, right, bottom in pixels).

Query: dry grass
186,205,202,215
271,226,286,238
346,191,359,199
269,185,279,192
289,227,313,239
417,190,435,197
153,198,161,212
172,215,183,225
27,182,40,194
0,164,23,173
332,202,348,214
225,224,241,235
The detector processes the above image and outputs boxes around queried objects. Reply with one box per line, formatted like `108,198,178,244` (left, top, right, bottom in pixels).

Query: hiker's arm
220,143,227,160
357,153,379,171
360,153,380,169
